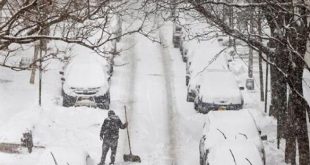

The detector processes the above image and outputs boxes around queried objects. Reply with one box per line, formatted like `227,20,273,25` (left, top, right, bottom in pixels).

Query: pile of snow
37,146,90,165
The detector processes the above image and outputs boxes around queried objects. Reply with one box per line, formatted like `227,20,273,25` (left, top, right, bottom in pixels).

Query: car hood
200,89,242,104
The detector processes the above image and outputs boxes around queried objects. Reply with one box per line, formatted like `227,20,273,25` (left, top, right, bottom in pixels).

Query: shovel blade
123,154,141,163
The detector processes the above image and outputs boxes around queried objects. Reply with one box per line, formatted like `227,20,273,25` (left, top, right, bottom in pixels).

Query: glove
124,122,128,128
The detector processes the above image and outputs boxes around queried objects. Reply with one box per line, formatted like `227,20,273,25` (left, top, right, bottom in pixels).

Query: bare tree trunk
30,43,39,84
285,89,296,164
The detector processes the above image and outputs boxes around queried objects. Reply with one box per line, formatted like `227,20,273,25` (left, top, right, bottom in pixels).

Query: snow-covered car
199,110,266,165
194,70,243,113
202,141,264,165
185,61,192,86
185,40,229,87
37,147,93,165
180,41,189,62
173,24,183,48
61,56,110,109
187,73,203,102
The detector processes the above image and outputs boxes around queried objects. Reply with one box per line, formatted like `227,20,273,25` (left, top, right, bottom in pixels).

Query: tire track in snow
119,34,137,157
159,27,178,164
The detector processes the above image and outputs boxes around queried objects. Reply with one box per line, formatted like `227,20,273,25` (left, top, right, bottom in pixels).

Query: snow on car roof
189,39,229,76
199,70,238,90
208,110,259,137
197,70,241,102
65,55,109,89
208,141,263,165
203,110,261,149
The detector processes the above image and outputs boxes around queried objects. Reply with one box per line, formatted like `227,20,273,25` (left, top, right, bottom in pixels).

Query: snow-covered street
0,22,293,165
111,24,206,164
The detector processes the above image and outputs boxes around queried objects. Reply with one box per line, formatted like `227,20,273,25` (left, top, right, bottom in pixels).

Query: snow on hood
203,110,263,150
198,70,242,104
65,55,108,89
208,141,263,165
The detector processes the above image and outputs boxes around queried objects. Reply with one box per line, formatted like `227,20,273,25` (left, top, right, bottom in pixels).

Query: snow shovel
123,106,141,163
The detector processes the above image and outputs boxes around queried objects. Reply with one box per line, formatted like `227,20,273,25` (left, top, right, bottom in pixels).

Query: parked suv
61,56,110,109
199,110,266,165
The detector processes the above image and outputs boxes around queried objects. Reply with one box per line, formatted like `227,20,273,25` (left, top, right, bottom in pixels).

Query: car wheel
197,104,208,114
200,154,204,165
103,94,110,110
194,103,198,110
186,77,189,86
63,93,75,107
200,152,207,165
186,95,191,102
182,56,186,63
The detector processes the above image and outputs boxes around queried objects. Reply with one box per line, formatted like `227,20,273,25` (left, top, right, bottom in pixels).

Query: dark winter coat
100,115,127,140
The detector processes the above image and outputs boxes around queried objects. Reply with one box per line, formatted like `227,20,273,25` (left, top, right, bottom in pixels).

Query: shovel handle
124,106,132,154
124,106,128,123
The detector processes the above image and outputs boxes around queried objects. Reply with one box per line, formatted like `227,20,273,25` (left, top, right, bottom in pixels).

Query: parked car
199,110,266,165
172,24,183,48
185,40,229,87
180,40,189,62
194,70,244,113
61,56,110,109
187,73,203,102
202,141,264,165
185,61,192,86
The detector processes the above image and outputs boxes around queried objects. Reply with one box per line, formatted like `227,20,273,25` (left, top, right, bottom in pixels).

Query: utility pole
228,0,234,48
245,7,255,90
264,56,269,113
39,40,42,106
248,11,254,79
30,43,39,84
37,0,51,106
258,12,264,101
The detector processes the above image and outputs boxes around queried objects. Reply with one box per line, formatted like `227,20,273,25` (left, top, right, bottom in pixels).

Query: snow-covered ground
0,20,298,165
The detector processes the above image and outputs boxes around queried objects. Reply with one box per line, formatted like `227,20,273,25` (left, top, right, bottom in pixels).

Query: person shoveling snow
98,110,128,165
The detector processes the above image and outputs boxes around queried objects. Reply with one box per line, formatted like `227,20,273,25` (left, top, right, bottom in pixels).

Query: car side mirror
239,86,245,90
59,71,64,75
61,77,65,81
261,135,267,141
